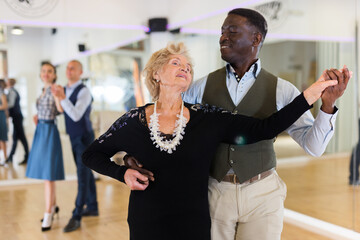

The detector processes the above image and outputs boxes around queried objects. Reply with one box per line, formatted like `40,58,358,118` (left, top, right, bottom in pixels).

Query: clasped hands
317,65,350,113
51,84,66,100
124,155,155,191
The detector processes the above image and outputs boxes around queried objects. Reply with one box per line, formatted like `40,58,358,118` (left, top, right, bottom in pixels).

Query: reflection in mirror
89,54,141,112
262,40,359,232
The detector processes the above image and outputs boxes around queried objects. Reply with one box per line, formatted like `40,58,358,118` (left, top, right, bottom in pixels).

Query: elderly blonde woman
82,42,345,240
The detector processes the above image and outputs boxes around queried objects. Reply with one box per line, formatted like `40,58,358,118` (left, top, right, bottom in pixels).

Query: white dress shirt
60,80,92,122
183,59,338,157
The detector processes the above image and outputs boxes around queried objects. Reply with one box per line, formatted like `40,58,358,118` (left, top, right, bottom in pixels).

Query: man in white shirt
52,60,98,232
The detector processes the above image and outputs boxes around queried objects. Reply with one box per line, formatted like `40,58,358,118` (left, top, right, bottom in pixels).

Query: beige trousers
208,172,286,240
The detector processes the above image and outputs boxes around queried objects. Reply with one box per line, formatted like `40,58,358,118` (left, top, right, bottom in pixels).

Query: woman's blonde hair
143,42,194,101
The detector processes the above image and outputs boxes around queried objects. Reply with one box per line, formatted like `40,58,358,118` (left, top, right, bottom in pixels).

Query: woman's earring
155,79,160,83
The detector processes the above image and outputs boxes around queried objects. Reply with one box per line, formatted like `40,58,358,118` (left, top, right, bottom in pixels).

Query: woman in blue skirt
0,79,8,165
26,62,64,231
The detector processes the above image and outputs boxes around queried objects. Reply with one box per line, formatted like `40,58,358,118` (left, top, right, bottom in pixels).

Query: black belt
38,119,55,124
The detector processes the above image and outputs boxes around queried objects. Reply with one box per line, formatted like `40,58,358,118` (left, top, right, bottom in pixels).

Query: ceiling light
11,26,24,35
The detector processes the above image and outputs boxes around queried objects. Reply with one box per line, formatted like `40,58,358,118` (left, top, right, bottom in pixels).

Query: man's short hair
8,78,16,86
69,60,83,70
228,8,268,42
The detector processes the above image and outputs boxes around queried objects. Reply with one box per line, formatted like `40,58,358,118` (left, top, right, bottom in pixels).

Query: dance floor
0,135,358,239
0,177,334,240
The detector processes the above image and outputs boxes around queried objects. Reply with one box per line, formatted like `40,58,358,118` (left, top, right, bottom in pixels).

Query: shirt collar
226,59,262,80
66,80,82,90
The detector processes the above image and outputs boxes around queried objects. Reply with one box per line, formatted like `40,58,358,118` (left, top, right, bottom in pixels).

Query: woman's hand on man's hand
124,169,150,191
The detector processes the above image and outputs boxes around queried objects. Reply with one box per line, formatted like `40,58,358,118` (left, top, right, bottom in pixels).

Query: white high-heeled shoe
41,212,52,231
40,206,59,222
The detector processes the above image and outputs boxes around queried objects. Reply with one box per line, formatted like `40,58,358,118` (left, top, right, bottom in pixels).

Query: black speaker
148,18,168,33
78,44,86,52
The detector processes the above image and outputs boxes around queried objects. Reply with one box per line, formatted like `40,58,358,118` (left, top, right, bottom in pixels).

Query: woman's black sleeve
82,118,128,183
220,93,312,145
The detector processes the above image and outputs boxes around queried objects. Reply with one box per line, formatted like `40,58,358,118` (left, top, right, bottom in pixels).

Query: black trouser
350,119,360,182
349,142,360,182
70,131,97,220
9,115,29,159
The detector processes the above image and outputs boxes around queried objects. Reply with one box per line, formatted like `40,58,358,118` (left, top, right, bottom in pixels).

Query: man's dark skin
124,14,350,184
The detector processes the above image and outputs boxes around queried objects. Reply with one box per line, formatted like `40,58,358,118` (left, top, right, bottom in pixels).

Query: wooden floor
0,178,334,240
277,153,360,232
282,223,332,240
0,135,359,239
0,179,130,240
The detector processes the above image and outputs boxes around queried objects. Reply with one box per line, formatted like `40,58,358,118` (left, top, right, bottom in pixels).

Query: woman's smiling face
154,54,193,92
40,64,56,85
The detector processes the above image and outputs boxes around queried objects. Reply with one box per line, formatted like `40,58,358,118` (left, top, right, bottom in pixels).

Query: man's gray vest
202,67,278,183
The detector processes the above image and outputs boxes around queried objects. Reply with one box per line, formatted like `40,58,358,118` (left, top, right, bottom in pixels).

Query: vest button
230,160,234,164
233,110,238,114
230,147,235,151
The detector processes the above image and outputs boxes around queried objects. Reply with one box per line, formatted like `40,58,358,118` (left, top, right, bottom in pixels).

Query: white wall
269,0,355,40
3,27,47,132
180,34,223,81
48,28,145,65
0,0,268,28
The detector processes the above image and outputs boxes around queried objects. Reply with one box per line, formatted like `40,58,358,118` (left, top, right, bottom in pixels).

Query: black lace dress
82,94,310,240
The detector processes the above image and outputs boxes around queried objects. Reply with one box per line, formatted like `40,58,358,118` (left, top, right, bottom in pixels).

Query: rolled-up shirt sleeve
60,87,92,122
277,78,338,157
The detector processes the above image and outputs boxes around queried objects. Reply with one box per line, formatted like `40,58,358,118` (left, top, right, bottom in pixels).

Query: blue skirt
0,110,7,141
26,120,65,181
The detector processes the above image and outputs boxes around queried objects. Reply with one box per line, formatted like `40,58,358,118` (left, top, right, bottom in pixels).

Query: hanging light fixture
11,26,24,35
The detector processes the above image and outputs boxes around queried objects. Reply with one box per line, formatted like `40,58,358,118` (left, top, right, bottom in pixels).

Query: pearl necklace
149,101,187,154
